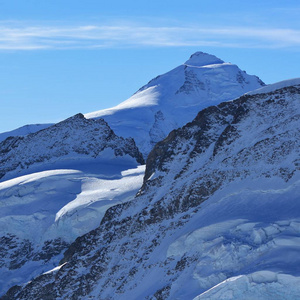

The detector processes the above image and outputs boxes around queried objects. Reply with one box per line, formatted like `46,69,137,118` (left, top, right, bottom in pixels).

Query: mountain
0,50,265,297
4,78,299,299
0,113,145,294
0,113,143,181
85,51,265,157
0,52,264,159
0,124,52,144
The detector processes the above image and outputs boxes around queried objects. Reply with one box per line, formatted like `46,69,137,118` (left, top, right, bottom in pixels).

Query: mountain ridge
85,51,265,157
0,113,144,181
1,52,299,299
4,79,299,299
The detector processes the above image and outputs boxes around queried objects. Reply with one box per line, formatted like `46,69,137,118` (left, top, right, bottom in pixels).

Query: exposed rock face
4,81,299,299
0,113,145,295
0,234,69,270
0,113,144,180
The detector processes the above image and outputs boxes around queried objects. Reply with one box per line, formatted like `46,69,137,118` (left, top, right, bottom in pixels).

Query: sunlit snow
84,52,264,156
0,161,145,293
0,164,145,243
248,78,300,95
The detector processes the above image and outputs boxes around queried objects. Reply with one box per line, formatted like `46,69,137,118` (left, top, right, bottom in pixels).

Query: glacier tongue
0,112,145,295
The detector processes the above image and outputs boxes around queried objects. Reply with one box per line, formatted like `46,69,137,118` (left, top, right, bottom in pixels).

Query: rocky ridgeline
4,82,299,299
0,113,144,180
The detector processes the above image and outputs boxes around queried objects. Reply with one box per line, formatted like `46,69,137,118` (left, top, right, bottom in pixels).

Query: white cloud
0,22,299,50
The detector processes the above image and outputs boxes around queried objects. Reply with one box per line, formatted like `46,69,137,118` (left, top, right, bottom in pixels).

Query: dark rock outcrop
0,113,144,180
3,83,300,299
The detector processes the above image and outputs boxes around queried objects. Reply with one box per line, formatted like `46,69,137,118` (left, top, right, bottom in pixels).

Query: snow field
0,161,145,294
194,272,300,300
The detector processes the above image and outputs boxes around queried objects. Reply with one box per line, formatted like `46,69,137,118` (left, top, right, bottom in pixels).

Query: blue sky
0,0,299,133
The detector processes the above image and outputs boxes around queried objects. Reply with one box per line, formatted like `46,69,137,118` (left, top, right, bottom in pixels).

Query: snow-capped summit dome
184,51,224,67
86,51,264,157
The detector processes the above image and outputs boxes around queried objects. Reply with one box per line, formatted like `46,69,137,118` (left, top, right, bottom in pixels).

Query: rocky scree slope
85,51,265,157
0,113,144,181
4,80,300,299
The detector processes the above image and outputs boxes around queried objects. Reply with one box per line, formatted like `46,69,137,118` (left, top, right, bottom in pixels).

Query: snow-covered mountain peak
184,51,224,67
85,51,265,157
0,51,265,159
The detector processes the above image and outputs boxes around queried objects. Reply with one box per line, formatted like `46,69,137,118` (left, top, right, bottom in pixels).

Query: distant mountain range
0,52,264,158
1,52,299,300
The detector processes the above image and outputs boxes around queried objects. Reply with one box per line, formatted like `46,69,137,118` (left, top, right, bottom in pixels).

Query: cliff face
5,80,299,299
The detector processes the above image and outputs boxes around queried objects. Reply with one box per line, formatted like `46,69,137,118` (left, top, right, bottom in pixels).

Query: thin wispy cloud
0,22,299,50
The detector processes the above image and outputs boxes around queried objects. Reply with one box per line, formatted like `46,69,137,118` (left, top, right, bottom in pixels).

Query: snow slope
5,80,299,299
0,123,52,143
0,158,145,295
247,77,300,95
85,52,264,157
